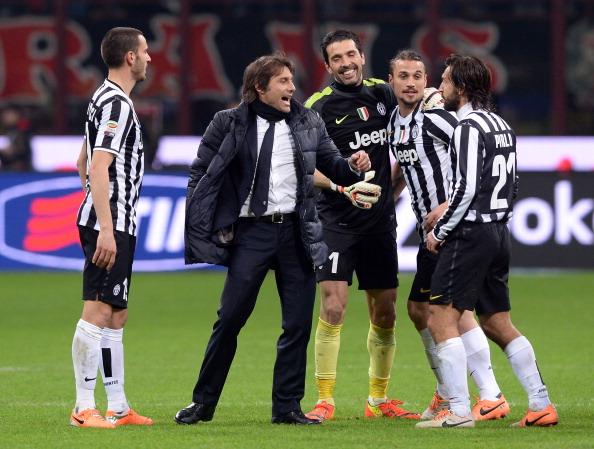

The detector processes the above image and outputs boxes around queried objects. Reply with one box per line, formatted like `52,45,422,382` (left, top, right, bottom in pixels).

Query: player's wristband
330,182,344,193
431,229,444,243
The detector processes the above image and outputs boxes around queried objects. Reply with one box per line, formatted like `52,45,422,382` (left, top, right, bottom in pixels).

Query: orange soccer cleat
511,404,558,428
365,399,420,419
305,400,335,422
472,393,510,420
106,408,154,426
70,408,116,429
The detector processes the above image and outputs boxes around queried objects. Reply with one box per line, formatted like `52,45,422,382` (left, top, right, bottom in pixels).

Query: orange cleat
70,408,115,428
106,408,153,426
421,391,450,421
305,401,335,422
365,399,420,420
511,404,558,428
472,393,510,420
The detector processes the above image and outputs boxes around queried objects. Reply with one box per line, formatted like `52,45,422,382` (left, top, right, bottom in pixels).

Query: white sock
436,337,470,417
72,319,102,411
461,326,501,401
504,335,551,411
100,327,129,414
420,328,448,398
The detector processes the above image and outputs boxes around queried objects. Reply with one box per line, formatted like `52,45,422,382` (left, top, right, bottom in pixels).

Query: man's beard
444,92,460,111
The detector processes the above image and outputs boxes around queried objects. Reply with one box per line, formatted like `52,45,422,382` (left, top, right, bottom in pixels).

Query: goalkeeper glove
422,87,444,111
330,171,382,209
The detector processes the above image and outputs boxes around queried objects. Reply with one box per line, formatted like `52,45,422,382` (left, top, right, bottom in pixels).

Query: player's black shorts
316,229,398,290
408,244,439,302
429,221,511,315
78,225,136,309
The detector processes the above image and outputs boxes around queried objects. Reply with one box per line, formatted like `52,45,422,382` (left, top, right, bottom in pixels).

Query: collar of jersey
105,78,129,98
332,80,364,93
456,102,474,120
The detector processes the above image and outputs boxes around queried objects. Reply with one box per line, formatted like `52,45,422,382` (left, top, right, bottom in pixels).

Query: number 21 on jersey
491,152,516,210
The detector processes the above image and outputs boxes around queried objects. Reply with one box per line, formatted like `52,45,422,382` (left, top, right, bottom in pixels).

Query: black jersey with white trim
77,79,144,237
433,104,518,241
387,102,458,240
305,79,396,234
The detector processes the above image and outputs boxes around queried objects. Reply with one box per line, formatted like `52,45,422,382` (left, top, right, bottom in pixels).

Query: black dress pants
191,216,316,416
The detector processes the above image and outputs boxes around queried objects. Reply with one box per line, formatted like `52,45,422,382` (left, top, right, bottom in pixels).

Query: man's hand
93,229,117,271
423,201,448,232
426,231,443,254
331,171,382,209
348,150,371,172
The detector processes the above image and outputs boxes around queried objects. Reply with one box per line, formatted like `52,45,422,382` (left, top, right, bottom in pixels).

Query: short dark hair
320,29,363,65
444,53,493,111
389,49,424,75
100,27,144,69
241,53,295,103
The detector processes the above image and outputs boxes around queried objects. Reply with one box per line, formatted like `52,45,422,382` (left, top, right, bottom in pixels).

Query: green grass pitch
1,271,593,449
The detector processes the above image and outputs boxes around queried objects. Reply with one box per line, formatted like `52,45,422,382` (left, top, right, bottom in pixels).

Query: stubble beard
444,93,460,112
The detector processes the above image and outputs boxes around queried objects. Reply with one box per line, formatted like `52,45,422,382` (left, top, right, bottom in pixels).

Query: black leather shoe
174,402,216,424
271,410,321,425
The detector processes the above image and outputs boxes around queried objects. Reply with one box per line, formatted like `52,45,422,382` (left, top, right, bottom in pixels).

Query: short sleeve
93,98,132,155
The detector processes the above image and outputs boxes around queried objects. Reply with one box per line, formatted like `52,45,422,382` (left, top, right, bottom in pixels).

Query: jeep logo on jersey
394,143,419,166
349,129,388,150
0,175,208,271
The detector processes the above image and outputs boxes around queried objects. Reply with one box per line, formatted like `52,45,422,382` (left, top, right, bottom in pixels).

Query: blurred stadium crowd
1,0,593,172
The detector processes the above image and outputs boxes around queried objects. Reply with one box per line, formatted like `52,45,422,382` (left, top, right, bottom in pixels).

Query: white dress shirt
240,115,297,217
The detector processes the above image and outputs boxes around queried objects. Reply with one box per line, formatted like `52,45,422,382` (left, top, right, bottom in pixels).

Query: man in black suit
175,53,372,425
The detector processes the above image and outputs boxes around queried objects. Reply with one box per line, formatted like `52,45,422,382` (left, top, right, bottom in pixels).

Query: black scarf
249,99,290,122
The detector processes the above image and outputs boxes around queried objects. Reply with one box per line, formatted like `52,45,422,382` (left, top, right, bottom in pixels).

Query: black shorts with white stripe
429,221,511,315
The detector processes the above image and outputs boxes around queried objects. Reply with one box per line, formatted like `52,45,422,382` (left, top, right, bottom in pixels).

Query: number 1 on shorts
329,252,339,274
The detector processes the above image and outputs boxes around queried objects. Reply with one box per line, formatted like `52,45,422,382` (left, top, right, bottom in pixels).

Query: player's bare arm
315,168,381,209
391,163,406,200
313,168,333,189
88,150,117,271
76,141,88,191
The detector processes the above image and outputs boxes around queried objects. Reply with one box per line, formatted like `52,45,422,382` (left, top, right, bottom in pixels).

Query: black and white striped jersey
433,103,518,241
77,79,144,236
387,102,458,238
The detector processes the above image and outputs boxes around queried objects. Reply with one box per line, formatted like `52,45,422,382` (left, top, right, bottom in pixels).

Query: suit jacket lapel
245,117,257,167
